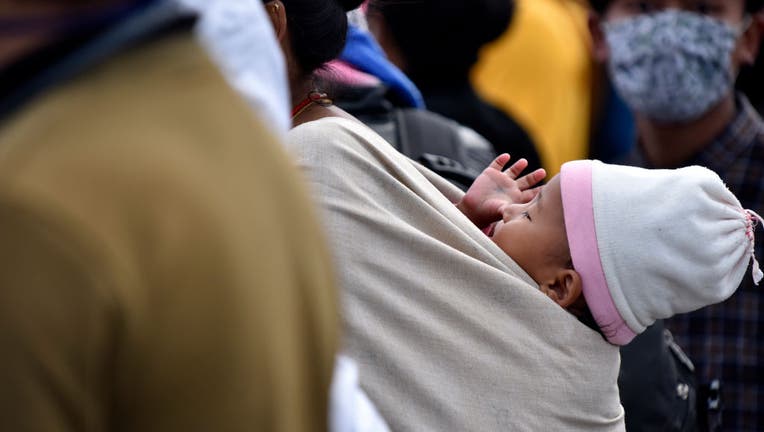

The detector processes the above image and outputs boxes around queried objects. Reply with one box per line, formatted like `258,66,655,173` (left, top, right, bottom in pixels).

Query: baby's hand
457,154,545,229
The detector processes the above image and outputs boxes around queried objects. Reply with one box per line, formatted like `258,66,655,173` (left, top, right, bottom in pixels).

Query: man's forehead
607,0,746,13
609,0,743,6
603,0,748,25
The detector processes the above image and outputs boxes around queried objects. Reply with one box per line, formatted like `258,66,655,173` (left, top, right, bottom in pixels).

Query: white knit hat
560,160,762,346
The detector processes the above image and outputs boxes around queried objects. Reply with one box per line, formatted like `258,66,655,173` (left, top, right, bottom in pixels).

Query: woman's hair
271,0,364,76
590,0,763,14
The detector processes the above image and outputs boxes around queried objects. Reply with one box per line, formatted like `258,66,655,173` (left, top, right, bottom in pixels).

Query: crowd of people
0,0,762,431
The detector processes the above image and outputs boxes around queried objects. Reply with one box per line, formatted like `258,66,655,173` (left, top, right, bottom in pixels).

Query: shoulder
0,31,295,263
736,101,764,165
0,32,266,184
288,116,375,144
755,116,764,146
0,32,258,157
287,116,401,164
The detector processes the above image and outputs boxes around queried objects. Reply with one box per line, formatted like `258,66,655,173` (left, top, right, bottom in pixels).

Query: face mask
604,10,746,124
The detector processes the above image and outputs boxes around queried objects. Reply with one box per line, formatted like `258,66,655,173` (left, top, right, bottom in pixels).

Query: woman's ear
540,269,583,309
589,12,609,63
264,0,288,42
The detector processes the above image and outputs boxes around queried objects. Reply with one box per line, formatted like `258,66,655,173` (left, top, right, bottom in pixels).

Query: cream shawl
288,117,625,432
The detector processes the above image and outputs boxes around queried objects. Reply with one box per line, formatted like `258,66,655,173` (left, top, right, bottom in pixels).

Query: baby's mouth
486,222,497,237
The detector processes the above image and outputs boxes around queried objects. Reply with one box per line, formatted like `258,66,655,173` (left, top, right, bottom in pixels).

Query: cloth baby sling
287,117,626,432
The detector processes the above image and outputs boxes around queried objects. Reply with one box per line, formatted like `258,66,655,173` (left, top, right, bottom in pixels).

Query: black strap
334,83,493,191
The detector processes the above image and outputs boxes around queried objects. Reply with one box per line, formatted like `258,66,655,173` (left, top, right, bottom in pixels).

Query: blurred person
266,0,627,430
588,78,637,162
0,1,339,430
326,20,496,191
590,1,764,430
341,9,425,109
168,3,390,430
472,0,594,175
364,0,543,173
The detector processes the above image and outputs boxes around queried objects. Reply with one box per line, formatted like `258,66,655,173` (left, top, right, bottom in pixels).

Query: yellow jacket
0,32,337,431
473,0,593,175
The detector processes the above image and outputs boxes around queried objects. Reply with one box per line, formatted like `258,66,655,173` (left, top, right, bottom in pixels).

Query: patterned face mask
604,10,745,124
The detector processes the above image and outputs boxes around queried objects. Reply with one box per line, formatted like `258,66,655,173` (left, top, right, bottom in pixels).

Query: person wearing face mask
589,1,764,431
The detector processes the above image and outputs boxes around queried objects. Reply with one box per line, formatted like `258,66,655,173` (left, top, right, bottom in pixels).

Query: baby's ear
540,269,582,308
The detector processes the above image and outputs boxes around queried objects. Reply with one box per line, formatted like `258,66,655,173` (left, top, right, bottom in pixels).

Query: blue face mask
604,10,746,124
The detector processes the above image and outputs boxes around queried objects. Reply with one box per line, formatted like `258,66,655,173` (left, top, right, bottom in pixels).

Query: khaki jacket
0,32,337,431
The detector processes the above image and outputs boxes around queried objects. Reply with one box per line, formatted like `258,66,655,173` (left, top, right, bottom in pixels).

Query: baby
457,155,763,344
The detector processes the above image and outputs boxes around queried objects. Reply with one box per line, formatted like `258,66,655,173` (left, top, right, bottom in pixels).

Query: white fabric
347,9,369,32
330,356,391,432
176,0,291,136
748,210,764,284
591,161,752,334
287,117,625,432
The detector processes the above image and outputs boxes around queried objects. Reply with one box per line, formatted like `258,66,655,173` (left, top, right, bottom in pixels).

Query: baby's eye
522,211,532,221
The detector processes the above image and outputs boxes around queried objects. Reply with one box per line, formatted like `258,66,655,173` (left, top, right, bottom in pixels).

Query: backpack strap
335,84,496,191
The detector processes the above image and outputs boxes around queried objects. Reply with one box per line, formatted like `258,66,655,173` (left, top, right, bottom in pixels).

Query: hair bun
337,0,365,12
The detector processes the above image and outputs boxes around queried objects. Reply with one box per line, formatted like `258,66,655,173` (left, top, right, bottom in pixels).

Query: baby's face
489,175,570,284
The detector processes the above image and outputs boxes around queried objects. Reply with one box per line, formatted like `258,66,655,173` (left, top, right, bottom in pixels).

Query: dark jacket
335,83,496,191
421,81,543,172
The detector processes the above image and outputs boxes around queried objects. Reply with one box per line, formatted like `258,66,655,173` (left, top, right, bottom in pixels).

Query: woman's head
263,0,364,78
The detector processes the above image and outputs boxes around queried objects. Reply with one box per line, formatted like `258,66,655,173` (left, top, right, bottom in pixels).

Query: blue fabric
340,25,425,109
598,86,637,162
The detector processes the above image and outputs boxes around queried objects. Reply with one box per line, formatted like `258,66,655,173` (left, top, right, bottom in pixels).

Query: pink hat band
560,161,636,345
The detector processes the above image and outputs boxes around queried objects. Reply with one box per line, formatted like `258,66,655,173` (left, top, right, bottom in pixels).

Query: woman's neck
288,76,358,128
290,73,319,107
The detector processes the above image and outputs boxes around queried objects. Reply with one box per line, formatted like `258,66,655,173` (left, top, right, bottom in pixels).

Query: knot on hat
746,209,763,285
